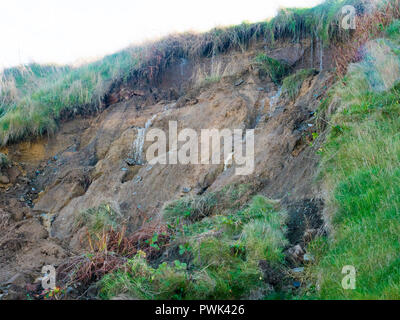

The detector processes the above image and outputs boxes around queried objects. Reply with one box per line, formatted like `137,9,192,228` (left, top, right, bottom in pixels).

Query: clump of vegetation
163,192,218,223
59,204,171,292
0,50,139,145
163,183,253,225
254,53,291,85
386,19,400,38
99,195,288,300
74,203,123,236
282,68,318,100
303,26,400,299
202,75,222,86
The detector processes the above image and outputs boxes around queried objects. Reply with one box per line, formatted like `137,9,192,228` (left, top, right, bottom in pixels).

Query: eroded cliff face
0,40,334,298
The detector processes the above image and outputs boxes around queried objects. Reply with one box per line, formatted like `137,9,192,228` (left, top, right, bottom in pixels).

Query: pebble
125,158,136,166
234,79,244,86
11,211,24,222
0,175,10,184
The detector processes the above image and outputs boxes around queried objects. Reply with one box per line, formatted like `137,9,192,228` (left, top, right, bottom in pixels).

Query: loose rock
0,175,10,184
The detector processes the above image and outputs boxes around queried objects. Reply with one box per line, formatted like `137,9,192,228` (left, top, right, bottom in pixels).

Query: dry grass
334,0,400,76
58,218,170,289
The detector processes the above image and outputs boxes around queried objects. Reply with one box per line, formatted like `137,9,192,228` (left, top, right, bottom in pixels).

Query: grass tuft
282,68,318,100
74,203,123,236
254,53,291,85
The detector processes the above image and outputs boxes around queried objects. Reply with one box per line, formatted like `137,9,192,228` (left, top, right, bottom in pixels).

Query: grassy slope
306,21,400,299
0,0,359,146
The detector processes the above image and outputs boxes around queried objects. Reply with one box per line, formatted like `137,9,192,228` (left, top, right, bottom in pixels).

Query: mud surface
0,41,335,299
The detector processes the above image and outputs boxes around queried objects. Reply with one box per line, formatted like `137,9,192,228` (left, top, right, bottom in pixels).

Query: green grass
304,27,400,299
282,68,318,100
254,54,291,85
0,50,139,145
99,195,288,300
74,203,123,236
163,192,218,223
386,19,400,38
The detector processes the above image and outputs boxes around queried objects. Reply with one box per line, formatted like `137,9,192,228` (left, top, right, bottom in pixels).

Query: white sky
0,0,322,69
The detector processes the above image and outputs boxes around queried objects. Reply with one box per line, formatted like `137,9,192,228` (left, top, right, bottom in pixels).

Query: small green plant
203,75,221,85
282,68,318,100
254,53,291,85
386,19,400,39
163,192,218,223
74,203,122,236
179,243,192,255
145,233,162,250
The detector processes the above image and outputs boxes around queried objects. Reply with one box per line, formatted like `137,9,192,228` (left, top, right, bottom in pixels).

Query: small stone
182,187,191,193
125,158,136,166
235,79,244,86
0,175,10,184
11,211,24,222
86,284,99,298
288,244,304,262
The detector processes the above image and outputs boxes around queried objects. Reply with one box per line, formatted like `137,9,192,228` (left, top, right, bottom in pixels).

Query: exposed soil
0,40,335,299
